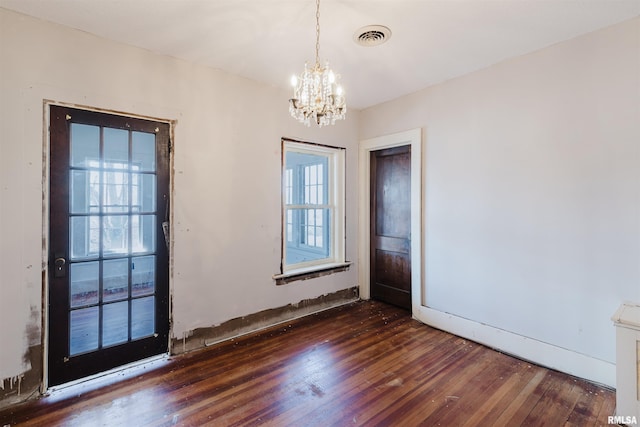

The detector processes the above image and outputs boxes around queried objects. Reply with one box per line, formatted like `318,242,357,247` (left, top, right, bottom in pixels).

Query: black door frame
45,103,172,388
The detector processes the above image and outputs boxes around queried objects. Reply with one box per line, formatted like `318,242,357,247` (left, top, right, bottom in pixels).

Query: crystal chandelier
289,0,346,127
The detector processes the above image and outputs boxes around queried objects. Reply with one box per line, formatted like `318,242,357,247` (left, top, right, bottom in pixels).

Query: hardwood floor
0,301,616,426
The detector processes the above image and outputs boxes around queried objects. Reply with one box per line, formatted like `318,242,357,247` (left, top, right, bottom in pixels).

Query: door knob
54,255,66,278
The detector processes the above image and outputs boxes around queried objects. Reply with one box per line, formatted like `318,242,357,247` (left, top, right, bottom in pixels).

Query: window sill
273,261,352,285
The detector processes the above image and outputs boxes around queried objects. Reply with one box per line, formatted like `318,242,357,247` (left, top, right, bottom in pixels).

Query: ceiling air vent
354,25,391,47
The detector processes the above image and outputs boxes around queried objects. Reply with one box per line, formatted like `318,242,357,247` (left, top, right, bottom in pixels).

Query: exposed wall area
0,8,359,406
360,17,640,387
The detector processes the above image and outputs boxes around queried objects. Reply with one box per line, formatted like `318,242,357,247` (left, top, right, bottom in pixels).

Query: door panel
48,106,170,386
370,146,411,310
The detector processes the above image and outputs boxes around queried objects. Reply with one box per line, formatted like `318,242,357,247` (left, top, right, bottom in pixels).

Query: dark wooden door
370,145,411,311
48,105,170,386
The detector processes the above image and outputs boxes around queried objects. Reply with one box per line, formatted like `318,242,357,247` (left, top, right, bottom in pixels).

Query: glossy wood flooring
0,301,616,426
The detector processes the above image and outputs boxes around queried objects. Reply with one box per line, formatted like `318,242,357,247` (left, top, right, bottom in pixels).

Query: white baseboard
413,305,616,388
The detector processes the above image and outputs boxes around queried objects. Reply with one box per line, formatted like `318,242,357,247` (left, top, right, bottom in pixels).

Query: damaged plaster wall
0,7,360,405
0,7,44,387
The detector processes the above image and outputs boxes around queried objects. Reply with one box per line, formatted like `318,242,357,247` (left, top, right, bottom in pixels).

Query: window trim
279,138,346,278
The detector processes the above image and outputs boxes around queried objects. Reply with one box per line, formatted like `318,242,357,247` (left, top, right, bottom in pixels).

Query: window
282,139,345,274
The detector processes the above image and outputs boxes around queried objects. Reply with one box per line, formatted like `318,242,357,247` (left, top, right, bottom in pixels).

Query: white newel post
612,303,640,422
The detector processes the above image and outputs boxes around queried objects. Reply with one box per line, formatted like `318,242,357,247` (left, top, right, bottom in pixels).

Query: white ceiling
1,0,639,110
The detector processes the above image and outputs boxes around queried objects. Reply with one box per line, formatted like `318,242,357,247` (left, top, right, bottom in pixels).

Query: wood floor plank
523,371,583,426
0,301,616,427
491,367,549,425
564,379,608,426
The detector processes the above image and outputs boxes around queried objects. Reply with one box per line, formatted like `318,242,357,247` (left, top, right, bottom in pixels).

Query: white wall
360,17,640,386
0,8,359,383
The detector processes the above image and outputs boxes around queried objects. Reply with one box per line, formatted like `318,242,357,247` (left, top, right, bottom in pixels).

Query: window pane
315,209,324,247
317,164,324,203
132,296,154,339
132,215,155,253
70,123,100,167
103,170,129,213
70,261,99,308
70,306,99,356
104,128,129,169
286,210,293,242
315,209,323,226
103,215,129,256
285,169,293,205
132,173,156,213
132,255,155,297
70,170,100,214
132,132,156,172
310,165,317,184
306,209,316,246
70,216,100,259
103,301,129,347
103,258,129,302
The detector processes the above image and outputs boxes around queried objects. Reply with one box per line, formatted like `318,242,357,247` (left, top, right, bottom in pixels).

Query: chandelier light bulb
290,75,298,87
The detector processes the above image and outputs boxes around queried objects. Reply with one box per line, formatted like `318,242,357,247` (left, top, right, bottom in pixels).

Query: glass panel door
48,106,170,387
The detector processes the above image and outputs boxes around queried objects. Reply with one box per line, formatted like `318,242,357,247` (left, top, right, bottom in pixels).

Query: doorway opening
358,129,422,313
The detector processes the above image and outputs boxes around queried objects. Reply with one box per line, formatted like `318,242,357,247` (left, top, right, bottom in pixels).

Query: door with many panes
48,106,170,386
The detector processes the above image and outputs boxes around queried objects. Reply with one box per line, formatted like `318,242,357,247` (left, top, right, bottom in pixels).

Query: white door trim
358,129,422,311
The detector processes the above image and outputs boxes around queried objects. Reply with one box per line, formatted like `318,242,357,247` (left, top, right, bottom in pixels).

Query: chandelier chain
315,0,320,66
